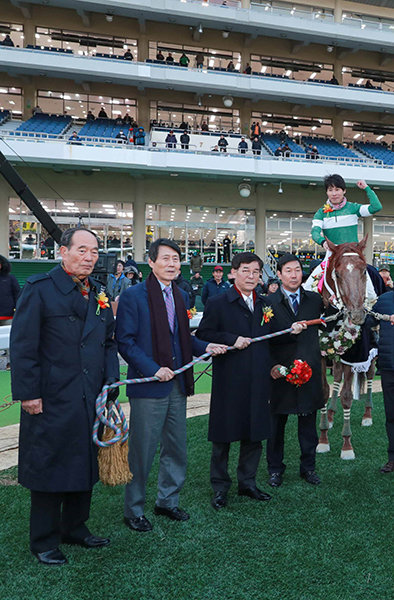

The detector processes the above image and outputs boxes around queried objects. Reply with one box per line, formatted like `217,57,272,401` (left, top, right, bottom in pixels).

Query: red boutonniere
323,203,333,214
96,291,110,315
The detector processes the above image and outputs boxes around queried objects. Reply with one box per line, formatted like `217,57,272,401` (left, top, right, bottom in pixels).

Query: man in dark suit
267,253,324,488
197,252,305,510
10,228,119,565
115,239,226,532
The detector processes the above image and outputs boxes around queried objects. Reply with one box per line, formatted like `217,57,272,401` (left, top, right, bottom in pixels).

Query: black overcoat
10,265,119,492
269,287,324,415
196,287,272,443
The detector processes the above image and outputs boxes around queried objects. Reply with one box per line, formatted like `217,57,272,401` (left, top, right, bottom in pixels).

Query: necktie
164,286,175,332
245,295,254,313
289,293,299,314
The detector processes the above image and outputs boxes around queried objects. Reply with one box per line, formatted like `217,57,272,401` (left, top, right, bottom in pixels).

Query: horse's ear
325,237,337,252
358,234,368,252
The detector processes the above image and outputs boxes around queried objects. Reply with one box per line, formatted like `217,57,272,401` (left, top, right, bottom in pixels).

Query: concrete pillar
333,115,343,143
137,95,150,130
239,99,251,136
133,182,146,261
334,0,343,23
23,20,35,47
23,83,36,119
0,184,9,258
240,47,251,74
241,0,250,8
137,34,149,62
364,217,373,264
255,187,266,260
333,61,343,85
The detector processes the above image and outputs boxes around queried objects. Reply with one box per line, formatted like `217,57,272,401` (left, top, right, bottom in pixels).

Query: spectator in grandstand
226,60,235,72
252,136,262,155
212,145,219,152
106,259,129,302
98,107,108,118
312,145,319,159
250,122,261,138
218,135,229,153
69,131,82,145
156,50,165,61
2,34,14,47
116,129,128,143
166,53,174,64
124,265,140,286
180,120,188,130
244,63,252,75
201,121,209,131
32,105,43,115
115,116,124,125
180,130,190,150
196,52,204,70
190,251,203,274
125,255,143,281
0,255,20,368
134,127,146,146
306,143,314,159
165,130,177,149
201,265,230,305
279,130,287,145
124,48,134,60
124,113,132,125
329,75,339,85
378,265,394,292
86,110,95,121
238,138,248,154
274,146,283,157
282,143,291,157
365,79,374,89
223,235,231,263
179,52,190,67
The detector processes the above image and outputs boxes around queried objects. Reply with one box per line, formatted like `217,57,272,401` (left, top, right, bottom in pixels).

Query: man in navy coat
116,239,226,532
10,228,119,565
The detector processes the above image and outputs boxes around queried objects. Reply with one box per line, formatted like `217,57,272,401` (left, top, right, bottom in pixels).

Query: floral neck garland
319,315,360,359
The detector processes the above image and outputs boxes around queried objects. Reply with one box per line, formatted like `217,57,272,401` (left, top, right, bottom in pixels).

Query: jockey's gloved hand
105,377,120,405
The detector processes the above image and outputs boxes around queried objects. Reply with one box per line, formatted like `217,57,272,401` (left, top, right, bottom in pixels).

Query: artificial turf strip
0,395,392,600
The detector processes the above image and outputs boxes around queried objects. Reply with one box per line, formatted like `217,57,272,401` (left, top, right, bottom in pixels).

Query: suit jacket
269,287,324,415
115,280,207,398
10,265,119,492
196,286,271,443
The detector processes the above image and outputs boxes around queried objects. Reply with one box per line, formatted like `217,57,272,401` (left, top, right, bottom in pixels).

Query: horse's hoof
361,418,373,427
328,421,334,429
316,443,330,453
341,449,355,460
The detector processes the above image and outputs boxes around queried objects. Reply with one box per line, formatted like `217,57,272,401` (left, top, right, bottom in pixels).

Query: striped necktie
163,286,175,332
289,293,299,315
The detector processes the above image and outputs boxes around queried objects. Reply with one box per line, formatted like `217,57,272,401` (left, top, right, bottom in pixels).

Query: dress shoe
379,460,394,473
124,515,153,532
211,491,227,510
301,471,321,485
268,472,283,488
62,534,110,548
154,506,190,521
33,548,67,565
238,487,271,501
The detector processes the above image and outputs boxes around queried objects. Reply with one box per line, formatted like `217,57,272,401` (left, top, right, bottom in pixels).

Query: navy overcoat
10,265,119,492
196,286,272,443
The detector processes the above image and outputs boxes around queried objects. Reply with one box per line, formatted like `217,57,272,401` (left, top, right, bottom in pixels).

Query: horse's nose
350,309,366,325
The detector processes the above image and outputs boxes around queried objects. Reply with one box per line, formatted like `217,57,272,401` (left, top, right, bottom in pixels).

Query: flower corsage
96,291,110,315
261,306,274,325
323,202,333,214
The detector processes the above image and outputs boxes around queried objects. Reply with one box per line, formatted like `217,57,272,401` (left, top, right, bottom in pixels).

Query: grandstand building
0,0,393,270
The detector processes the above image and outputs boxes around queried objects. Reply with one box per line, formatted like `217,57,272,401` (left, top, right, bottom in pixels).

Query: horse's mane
330,242,366,270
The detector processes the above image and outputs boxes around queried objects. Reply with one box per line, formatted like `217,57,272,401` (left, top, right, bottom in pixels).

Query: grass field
0,394,392,600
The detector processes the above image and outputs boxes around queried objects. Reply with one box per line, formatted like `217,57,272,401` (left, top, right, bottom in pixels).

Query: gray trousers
124,380,187,518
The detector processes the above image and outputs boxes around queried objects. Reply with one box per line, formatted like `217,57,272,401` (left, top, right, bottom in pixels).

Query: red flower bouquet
278,360,312,387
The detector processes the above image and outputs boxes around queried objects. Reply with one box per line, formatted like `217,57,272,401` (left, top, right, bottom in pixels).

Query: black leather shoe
301,471,321,485
154,506,190,521
124,515,153,532
380,460,394,473
268,473,283,488
211,491,227,510
62,534,110,548
33,548,67,565
238,487,271,501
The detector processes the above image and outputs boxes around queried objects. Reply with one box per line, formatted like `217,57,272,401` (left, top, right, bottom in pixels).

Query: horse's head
326,236,368,325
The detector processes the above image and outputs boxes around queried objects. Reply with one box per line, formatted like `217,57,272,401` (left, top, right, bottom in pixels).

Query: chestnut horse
317,236,368,460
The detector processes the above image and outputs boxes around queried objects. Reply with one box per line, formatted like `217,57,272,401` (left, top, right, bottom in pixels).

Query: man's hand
234,336,252,350
357,180,368,190
21,398,43,415
271,365,285,380
291,321,307,335
206,343,228,355
390,314,394,326
154,367,175,381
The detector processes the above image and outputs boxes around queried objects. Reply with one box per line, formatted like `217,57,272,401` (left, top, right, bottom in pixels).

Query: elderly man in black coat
197,252,304,510
267,253,324,488
10,228,119,565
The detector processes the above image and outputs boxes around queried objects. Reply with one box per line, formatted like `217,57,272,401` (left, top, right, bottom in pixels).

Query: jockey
305,174,382,302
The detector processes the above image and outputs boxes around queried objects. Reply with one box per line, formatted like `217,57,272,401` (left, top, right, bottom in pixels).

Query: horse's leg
327,361,342,428
361,358,375,427
317,358,331,453
340,364,355,460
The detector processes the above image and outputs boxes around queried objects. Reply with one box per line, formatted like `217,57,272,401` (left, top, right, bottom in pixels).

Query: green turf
0,395,392,600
